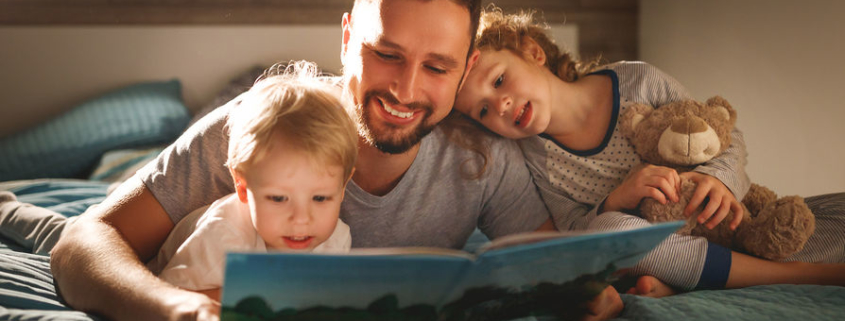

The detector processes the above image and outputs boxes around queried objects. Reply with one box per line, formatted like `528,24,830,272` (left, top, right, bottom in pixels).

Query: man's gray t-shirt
138,98,550,249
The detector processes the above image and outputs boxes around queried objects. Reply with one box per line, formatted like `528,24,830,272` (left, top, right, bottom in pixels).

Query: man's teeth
383,103,414,119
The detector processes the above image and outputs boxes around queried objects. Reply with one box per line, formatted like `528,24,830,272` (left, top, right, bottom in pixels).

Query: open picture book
220,220,684,321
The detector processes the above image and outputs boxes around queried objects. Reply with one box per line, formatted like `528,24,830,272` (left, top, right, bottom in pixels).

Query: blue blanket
0,179,108,320
1,179,843,320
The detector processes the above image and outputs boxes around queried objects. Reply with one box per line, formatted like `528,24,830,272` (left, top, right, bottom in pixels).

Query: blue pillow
0,80,190,181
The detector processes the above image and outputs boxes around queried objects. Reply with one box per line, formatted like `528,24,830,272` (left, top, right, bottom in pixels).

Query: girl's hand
680,171,744,230
603,165,681,213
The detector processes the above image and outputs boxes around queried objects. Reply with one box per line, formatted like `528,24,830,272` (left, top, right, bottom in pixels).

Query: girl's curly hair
476,5,600,82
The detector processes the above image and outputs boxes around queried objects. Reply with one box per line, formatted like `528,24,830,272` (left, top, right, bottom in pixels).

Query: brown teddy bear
618,96,814,260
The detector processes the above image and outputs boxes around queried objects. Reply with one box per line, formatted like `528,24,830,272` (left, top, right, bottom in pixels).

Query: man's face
342,0,474,154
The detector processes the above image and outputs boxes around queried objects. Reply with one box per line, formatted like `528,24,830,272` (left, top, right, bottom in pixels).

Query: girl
454,7,845,296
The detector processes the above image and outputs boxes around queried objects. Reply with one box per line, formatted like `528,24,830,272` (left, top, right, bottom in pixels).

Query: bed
2,181,845,320
2,82,844,320
1,26,843,321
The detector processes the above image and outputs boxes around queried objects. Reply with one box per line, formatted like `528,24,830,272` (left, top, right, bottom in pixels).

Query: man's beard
355,90,436,154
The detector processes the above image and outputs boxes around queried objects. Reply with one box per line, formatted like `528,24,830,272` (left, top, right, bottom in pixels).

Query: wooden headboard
0,0,637,62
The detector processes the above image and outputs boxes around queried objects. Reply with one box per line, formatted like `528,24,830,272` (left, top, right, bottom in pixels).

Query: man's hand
164,289,221,321
603,164,681,213
581,285,624,321
680,171,743,230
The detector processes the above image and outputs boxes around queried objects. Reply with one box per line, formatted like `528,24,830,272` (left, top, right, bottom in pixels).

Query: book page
475,230,591,254
346,247,475,261
439,221,685,320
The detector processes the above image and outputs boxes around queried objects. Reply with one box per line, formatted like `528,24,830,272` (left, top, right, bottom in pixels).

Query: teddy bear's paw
741,183,778,216
736,196,815,260
639,197,694,234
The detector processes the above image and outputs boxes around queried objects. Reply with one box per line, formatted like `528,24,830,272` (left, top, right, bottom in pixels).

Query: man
50,1,622,320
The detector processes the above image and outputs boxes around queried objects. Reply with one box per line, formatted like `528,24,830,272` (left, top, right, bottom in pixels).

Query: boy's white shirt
150,193,351,291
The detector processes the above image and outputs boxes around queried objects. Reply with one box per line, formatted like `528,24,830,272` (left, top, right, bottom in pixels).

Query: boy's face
455,49,552,139
342,0,477,154
236,138,347,251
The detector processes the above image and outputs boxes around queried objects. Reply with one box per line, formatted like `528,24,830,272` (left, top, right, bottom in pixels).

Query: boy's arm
50,177,219,321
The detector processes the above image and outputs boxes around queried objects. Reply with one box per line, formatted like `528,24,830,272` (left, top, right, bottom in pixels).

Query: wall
0,26,341,138
0,24,575,139
640,0,845,196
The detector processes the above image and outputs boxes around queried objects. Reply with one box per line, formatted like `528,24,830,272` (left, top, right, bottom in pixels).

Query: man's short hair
352,0,482,56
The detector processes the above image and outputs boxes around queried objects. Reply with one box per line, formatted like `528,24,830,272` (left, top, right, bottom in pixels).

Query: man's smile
375,96,422,125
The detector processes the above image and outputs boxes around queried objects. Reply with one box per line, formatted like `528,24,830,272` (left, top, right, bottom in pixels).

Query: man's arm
50,176,219,321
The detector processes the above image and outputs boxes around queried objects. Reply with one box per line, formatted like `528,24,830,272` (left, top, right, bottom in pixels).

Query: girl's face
455,48,552,139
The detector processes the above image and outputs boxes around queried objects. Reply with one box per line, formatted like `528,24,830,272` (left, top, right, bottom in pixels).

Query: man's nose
390,64,419,104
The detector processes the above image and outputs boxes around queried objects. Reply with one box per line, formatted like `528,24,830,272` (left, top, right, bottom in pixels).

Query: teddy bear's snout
657,116,721,165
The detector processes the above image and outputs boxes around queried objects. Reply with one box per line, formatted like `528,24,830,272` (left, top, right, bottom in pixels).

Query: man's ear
341,12,352,63
521,36,546,66
458,49,481,92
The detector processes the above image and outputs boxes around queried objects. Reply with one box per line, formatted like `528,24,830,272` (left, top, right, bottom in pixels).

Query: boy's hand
603,165,681,213
581,285,623,321
680,172,743,230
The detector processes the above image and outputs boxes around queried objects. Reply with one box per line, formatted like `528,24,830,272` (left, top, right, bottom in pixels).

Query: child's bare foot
626,275,677,298
582,285,623,321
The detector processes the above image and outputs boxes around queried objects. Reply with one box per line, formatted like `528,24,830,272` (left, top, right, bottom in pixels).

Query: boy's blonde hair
476,5,598,82
226,61,358,182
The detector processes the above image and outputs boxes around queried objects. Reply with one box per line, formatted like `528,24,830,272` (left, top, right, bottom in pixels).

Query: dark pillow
0,80,190,181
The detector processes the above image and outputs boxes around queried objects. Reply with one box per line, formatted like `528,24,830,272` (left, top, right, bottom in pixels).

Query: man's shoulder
427,127,520,158
423,127,524,179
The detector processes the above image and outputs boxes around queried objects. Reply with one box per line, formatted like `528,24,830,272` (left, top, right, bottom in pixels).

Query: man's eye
375,50,399,61
479,105,488,119
268,195,288,203
426,65,447,74
494,75,504,88
313,195,329,202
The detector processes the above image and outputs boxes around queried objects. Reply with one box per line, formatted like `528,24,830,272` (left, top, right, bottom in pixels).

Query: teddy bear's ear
620,103,654,138
705,95,737,123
